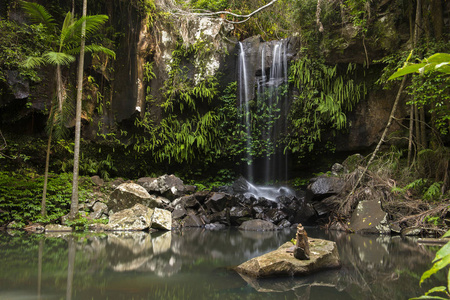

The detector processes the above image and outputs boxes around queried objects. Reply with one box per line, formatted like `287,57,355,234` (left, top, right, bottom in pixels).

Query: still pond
0,227,442,299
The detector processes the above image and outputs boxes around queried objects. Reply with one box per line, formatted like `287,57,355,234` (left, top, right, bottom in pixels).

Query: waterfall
238,39,290,186
238,42,253,182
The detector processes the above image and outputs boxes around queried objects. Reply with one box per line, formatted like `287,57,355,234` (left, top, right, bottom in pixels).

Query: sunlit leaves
389,53,450,80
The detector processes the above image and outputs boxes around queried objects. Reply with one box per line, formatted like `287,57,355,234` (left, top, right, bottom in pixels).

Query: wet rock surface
235,238,340,278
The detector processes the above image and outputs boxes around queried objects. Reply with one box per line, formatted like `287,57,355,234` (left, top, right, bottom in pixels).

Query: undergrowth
0,171,93,227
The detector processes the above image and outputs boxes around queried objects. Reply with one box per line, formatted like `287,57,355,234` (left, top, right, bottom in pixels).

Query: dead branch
341,76,408,211
170,0,279,24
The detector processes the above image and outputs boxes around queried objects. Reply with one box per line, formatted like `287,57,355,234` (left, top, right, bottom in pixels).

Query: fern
424,182,443,201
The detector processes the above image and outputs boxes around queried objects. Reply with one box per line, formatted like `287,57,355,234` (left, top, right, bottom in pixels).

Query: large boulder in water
235,238,340,278
108,204,154,231
348,190,390,234
109,183,162,213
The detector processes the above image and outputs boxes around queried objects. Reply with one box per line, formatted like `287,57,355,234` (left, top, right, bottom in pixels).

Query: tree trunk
407,104,414,166
431,0,443,39
420,106,426,149
69,0,87,220
414,104,421,149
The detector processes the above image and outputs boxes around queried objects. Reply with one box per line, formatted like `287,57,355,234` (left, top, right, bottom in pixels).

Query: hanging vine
286,55,367,158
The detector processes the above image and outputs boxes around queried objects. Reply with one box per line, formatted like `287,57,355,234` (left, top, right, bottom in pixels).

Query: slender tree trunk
415,104,421,149
69,0,87,220
41,105,55,217
420,106,426,148
407,105,414,166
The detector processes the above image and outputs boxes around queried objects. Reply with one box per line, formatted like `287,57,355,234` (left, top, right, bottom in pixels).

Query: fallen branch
170,0,279,24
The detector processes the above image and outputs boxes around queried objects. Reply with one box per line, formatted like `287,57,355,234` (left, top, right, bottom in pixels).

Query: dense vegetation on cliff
0,0,449,230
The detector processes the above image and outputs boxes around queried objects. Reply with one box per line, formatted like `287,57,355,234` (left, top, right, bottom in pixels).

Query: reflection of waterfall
238,39,290,185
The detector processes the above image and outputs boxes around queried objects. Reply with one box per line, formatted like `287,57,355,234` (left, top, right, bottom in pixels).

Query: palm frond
83,44,116,59
59,12,75,51
23,56,46,69
43,52,76,66
68,15,109,41
20,1,56,31
47,97,73,140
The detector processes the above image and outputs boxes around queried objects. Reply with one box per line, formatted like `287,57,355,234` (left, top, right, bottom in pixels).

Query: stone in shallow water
239,219,278,231
235,238,340,278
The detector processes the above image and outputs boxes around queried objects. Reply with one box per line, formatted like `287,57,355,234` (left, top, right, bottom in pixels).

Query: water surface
0,227,441,299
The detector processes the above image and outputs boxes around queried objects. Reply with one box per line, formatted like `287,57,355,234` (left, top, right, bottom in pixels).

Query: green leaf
20,1,57,31
427,53,450,64
388,63,427,80
420,253,450,285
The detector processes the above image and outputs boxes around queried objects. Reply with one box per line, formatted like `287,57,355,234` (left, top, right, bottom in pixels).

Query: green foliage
188,0,227,11
389,53,450,80
129,40,225,165
343,0,369,36
21,2,115,68
410,230,450,299
56,153,117,180
0,172,92,225
391,178,443,202
0,20,48,85
286,55,366,159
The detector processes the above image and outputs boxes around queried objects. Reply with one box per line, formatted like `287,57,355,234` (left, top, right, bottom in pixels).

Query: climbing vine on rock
133,40,222,164
286,55,366,159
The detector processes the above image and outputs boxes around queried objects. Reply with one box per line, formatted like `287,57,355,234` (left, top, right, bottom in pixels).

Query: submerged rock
45,224,72,232
239,219,279,231
235,238,340,278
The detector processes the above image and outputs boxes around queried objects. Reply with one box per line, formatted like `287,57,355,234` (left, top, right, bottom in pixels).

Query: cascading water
238,42,253,182
238,39,292,201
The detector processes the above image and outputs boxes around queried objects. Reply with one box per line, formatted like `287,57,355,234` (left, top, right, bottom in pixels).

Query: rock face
235,239,340,278
108,204,154,231
138,175,187,200
151,208,172,231
109,183,161,212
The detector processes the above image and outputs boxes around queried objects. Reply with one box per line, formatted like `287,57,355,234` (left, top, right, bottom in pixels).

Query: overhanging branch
170,0,279,23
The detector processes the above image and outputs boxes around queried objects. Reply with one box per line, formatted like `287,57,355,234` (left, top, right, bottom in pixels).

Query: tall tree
21,1,115,217
69,0,87,220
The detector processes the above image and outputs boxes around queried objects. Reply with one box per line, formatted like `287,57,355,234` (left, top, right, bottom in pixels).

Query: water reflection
0,228,442,300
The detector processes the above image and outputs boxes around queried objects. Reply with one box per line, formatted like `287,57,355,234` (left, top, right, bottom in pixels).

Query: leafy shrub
0,172,92,226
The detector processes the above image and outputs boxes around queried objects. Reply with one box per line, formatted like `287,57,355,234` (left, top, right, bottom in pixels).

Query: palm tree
70,0,87,220
21,1,115,217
